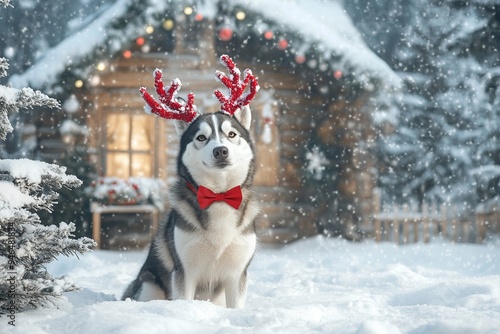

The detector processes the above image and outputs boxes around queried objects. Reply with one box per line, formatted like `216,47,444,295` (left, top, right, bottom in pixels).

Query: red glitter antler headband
140,55,259,123
213,54,260,116
139,69,198,123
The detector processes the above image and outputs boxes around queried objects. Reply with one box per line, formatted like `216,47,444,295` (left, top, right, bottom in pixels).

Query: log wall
81,52,376,243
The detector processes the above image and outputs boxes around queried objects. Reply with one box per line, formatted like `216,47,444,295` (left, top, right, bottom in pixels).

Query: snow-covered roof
9,0,399,92
233,0,399,87
9,0,171,91
10,0,132,90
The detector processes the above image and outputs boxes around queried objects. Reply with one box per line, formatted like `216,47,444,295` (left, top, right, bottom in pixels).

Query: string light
123,50,132,59
136,37,145,46
278,38,288,50
264,31,274,40
145,25,154,34
89,75,101,87
235,11,246,20
141,44,150,53
96,62,106,71
184,6,193,15
218,27,233,41
307,59,318,68
74,79,84,88
295,54,306,64
163,19,174,31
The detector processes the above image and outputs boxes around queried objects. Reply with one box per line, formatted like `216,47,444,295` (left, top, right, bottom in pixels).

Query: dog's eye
196,135,207,142
228,131,237,138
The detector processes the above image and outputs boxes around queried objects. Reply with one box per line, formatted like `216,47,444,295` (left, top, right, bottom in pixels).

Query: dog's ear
174,120,189,135
234,105,252,130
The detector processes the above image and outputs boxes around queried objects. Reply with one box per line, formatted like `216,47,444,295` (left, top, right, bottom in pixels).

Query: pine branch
0,221,95,314
1,219,95,268
0,57,8,78
0,160,82,212
16,87,60,110
0,269,79,314
0,87,60,140
0,106,13,140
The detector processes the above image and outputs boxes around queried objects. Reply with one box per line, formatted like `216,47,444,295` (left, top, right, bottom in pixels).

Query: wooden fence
371,191,496,244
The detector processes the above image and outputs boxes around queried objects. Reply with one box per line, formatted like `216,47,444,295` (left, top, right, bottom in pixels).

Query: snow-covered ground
2,236,499,334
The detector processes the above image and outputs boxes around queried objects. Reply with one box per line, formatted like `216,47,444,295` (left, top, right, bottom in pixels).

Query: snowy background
2,1,500,332
2,236,499,334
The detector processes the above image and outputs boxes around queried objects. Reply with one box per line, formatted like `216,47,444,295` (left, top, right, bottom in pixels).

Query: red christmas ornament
264,31,274,40
195,13,203,21
123,50,132,59
218,27,233,41
136,37,145,46
278,38,288,50
333,70,343,80
295,54,306,64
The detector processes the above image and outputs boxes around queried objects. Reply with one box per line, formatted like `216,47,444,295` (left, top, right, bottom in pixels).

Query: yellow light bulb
96,62,106,71
235,11,246,20
145,25,154,34
74,80,84,88
184,6,193,15
163,19,174,31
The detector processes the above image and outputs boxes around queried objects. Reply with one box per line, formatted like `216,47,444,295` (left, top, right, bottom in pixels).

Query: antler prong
141,56,259,123
214,55,260,116
140,68,199,123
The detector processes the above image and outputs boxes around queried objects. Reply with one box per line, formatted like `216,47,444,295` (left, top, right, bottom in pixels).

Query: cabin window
105,113,156,178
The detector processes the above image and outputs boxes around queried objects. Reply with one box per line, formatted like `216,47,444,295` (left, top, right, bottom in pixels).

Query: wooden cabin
77,22,381,244
9,2,397,245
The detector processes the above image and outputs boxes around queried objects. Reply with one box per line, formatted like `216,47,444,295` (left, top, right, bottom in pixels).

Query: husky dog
122,55,260,308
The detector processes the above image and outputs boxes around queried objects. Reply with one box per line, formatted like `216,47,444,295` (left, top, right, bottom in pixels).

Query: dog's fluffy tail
121,271,156,301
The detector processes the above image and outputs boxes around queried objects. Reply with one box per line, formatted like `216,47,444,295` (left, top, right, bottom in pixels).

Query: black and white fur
122,106,258,308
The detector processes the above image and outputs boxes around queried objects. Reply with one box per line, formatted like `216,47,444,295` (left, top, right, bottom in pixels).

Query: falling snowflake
305,146,329,180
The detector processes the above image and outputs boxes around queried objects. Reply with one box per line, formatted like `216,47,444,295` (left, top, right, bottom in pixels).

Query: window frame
102,111,160,178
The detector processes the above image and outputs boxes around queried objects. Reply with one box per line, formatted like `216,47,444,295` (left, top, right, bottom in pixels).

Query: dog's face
176,106,255,190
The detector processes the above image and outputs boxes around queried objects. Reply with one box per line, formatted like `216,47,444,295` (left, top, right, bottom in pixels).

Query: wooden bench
90,202,160,249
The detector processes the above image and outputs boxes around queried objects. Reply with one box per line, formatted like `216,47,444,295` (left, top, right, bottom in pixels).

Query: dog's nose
213,146,229,160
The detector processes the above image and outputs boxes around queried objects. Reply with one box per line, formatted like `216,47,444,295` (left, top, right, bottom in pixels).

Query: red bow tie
187,183,243,210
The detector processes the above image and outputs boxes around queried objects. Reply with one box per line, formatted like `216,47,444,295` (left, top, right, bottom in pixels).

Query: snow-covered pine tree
466,5,500,206
0,53,95,314
378,1,500,212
